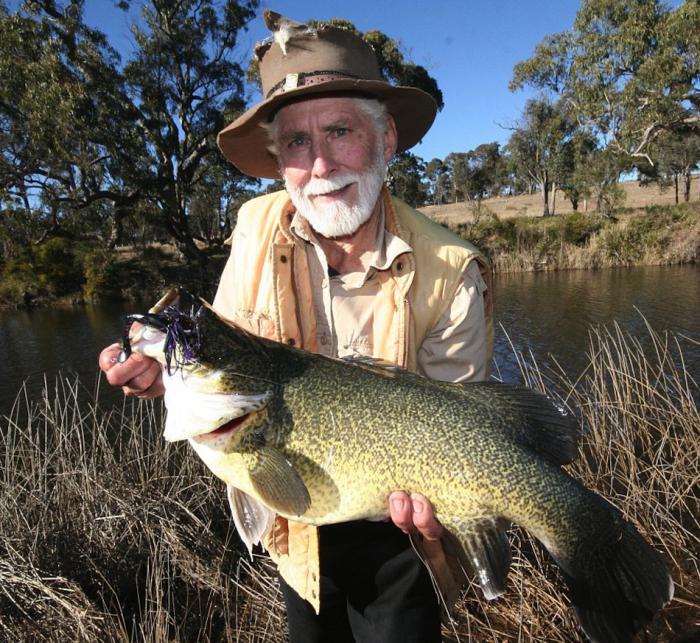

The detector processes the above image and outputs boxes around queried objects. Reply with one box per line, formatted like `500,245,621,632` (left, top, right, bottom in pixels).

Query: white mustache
303,175,358,198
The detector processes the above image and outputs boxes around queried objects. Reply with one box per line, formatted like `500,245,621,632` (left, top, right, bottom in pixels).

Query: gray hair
261,97,389,158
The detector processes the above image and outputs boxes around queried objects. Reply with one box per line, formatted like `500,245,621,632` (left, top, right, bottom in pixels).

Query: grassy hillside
423,191,700,274
422,177,699,227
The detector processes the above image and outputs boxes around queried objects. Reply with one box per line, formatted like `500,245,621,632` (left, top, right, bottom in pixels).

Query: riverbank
447,201,700,273
1,326,697,641
1,202,698,309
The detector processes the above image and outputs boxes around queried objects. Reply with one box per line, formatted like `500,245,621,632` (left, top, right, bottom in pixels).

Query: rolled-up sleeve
416,260,489,383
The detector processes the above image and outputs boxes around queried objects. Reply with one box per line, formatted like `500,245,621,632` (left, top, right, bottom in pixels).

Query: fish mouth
191,412,252,443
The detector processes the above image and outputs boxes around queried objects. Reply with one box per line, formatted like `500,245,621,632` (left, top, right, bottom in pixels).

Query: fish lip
191,413,251,443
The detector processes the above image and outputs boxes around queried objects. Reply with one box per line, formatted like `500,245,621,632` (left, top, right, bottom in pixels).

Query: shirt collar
289,198,412,285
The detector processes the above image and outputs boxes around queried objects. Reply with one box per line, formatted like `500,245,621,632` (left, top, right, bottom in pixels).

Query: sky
83,0,587,162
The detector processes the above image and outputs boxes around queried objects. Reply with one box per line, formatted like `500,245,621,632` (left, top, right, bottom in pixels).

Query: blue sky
85,0,586,161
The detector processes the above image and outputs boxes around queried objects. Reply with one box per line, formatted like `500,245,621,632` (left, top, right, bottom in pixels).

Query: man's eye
287,137,306,148
333,127,349,137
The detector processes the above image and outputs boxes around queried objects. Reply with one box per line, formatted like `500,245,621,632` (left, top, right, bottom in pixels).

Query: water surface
0,264,698,413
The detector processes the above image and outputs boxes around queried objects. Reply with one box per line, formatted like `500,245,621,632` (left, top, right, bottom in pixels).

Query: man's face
274,97,397,238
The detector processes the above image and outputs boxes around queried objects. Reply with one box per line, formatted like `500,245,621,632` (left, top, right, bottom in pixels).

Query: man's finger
389,490,414,533
410,492,443,541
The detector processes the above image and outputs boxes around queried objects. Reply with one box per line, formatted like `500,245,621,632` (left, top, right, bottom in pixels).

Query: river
1,264,698,414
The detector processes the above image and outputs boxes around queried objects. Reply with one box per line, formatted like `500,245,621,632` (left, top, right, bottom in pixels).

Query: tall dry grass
0,324,698,642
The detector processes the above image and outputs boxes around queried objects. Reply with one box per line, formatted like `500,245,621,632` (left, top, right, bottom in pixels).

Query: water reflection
492,265,700,383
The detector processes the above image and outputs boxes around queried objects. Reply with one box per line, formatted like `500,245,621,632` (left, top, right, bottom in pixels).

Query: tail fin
557,516,673,643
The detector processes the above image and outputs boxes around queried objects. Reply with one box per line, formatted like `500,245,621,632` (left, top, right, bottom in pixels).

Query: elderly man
99,12,491,643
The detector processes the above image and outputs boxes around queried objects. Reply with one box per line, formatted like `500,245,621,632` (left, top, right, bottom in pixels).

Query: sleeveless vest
213,187,492,610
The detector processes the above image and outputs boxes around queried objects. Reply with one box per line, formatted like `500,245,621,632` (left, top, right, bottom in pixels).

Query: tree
120,0,259,264
554,130,599,211
443,152,468,203
505,99,576,216
424,158,450,205
387,151,428,207
0,0,142,246
638,128,700,203
461,142,505,207
510,0,700,167
0,0,260,267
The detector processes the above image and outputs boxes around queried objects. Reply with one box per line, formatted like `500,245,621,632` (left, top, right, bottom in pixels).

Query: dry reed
0,322,697,641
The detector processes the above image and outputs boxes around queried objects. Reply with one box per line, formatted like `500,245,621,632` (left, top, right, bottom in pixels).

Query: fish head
122,287,276,442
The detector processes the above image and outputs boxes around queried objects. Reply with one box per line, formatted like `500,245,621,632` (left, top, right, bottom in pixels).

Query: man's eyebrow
279,129,307,142
322,118,352,131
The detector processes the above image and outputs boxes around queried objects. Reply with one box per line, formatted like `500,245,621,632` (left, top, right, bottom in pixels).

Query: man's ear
383,115,398,162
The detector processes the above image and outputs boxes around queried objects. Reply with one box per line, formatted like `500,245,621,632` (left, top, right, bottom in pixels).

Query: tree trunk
684,172,691,203
674,175,679,205
551,183,558,216
108,206,126,249
541,179,550,216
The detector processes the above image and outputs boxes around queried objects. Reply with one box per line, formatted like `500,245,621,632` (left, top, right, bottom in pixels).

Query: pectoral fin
248,446,311,518
227,485,275,558
443,517,511,600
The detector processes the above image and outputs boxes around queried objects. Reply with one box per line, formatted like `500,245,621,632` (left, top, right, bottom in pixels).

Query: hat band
265,70,361,99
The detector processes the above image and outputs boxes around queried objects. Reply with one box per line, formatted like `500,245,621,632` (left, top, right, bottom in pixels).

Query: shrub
82,248,123,302
559,212,603,245
34,237,84,296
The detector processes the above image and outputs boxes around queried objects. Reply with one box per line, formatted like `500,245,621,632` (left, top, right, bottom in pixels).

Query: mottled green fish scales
128,289,674,643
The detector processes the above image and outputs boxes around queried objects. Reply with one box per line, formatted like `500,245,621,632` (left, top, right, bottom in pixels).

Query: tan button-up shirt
290,208,489,383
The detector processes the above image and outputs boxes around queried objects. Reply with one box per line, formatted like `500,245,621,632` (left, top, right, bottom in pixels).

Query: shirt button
280,254,288,263
286,338,295,346
320,336,328,346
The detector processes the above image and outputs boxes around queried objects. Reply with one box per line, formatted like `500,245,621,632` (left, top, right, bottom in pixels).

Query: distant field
421,177,699,226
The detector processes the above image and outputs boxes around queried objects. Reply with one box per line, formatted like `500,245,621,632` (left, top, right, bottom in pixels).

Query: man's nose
310,139,336,178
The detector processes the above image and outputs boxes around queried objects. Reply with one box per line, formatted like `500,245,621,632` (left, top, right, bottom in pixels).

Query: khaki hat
217,11,438,179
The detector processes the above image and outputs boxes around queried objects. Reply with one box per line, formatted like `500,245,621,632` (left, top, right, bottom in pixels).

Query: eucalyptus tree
120,0,259,264
638,128,700,203
425,158,451,205
387,151,428,208
0,0,143,246
1,0,259,266
462,142,505,207
510,0,699,168
505,99,576,216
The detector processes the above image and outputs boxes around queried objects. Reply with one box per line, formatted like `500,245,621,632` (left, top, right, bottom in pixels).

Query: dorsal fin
463,382,579,465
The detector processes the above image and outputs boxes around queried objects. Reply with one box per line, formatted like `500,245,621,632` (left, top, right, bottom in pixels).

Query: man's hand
389,491,443,544
98,343,164,399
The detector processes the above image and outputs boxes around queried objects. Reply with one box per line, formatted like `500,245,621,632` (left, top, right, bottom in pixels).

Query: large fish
120,288,673,643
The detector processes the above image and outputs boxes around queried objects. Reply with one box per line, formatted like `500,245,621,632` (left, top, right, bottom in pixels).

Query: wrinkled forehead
275,95,374,131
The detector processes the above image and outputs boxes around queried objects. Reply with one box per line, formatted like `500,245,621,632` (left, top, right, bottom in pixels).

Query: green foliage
511,0,699,166
388,152,428,207
560,212,603,245
33,237,84,296
82,248,122,302
453,204,697,271
505,99,578,215
1,0,259,266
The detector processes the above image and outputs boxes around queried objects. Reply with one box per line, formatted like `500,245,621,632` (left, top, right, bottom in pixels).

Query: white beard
285,143,387,238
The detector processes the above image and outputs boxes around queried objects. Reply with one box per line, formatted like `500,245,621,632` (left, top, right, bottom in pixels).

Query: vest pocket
232,309,277,340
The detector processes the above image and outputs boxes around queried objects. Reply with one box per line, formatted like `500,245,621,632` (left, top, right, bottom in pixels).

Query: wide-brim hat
217,12,438,179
